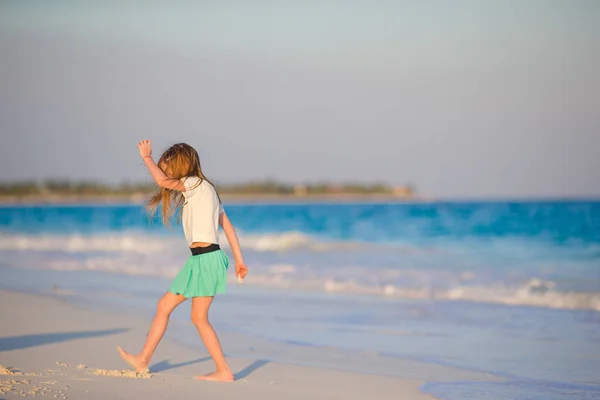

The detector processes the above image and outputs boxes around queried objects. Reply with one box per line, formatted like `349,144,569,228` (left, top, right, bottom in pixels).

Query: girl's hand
138,140,152,159
236,263,248,282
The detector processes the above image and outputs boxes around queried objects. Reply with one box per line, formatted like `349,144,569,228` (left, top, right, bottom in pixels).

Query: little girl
117,140,248,382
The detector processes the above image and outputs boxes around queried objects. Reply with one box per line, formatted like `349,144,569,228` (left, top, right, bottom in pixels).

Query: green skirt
168,250,229,298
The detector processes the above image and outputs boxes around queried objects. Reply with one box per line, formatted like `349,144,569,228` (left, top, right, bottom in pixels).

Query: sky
1,1,599,198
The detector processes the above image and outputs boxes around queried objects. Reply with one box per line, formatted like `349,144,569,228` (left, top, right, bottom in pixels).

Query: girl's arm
138,140,185,192
219,212,249,279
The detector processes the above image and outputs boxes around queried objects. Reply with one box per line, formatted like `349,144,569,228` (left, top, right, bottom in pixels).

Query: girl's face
159,147,195,179
160,156,191,179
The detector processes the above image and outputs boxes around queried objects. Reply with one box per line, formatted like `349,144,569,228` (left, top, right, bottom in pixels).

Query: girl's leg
191,296,234,381
117,291,187,372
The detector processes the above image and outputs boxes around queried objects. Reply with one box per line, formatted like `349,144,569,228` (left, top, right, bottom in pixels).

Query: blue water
1,201,599,399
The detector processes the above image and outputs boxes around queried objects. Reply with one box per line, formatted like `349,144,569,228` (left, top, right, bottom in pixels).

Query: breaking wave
1,231,599,311
0,231,356,253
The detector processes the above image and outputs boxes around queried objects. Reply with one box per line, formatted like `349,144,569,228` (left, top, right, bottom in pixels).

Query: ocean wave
0,231,359,253
234,231,361,252
11,254,596,311
0,233,174,253
245,274,600,312
2,232,599,311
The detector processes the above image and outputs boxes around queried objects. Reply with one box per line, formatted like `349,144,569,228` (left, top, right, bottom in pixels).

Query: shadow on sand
234,359,270,380
0,328,129,352
150,357,270,380
150,357,213,373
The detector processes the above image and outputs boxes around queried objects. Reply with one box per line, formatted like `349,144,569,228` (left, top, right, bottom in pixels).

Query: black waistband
190,244,220,255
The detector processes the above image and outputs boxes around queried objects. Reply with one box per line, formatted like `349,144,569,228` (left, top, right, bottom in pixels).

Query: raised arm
138,140,185,192
219,211,248,280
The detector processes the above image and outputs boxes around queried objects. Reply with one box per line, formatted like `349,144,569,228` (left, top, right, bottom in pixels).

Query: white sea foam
1,232,599,311
0,231,353,253
246,273,600,311
229,231,361,252
7,253,599,311
0,233,173,253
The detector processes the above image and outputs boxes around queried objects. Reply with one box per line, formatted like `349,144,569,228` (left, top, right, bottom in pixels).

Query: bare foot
195,371,234,382
116,346,149,373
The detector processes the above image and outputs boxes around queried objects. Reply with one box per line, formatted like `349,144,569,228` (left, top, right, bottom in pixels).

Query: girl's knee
191,313,209,328
156,297,173,316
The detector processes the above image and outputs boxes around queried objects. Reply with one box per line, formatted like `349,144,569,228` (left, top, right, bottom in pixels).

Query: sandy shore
0,290,454,400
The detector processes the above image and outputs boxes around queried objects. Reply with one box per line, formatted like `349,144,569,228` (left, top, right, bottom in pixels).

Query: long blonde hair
147,143,220,225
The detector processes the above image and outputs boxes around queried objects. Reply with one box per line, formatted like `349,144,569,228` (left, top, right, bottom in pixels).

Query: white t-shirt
180,176,224,246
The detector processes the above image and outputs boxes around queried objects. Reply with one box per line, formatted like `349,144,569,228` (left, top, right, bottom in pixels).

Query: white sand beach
0,290,499,400
0,290,426,399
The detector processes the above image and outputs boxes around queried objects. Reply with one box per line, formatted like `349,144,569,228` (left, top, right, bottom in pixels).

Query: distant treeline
0,180,416,197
